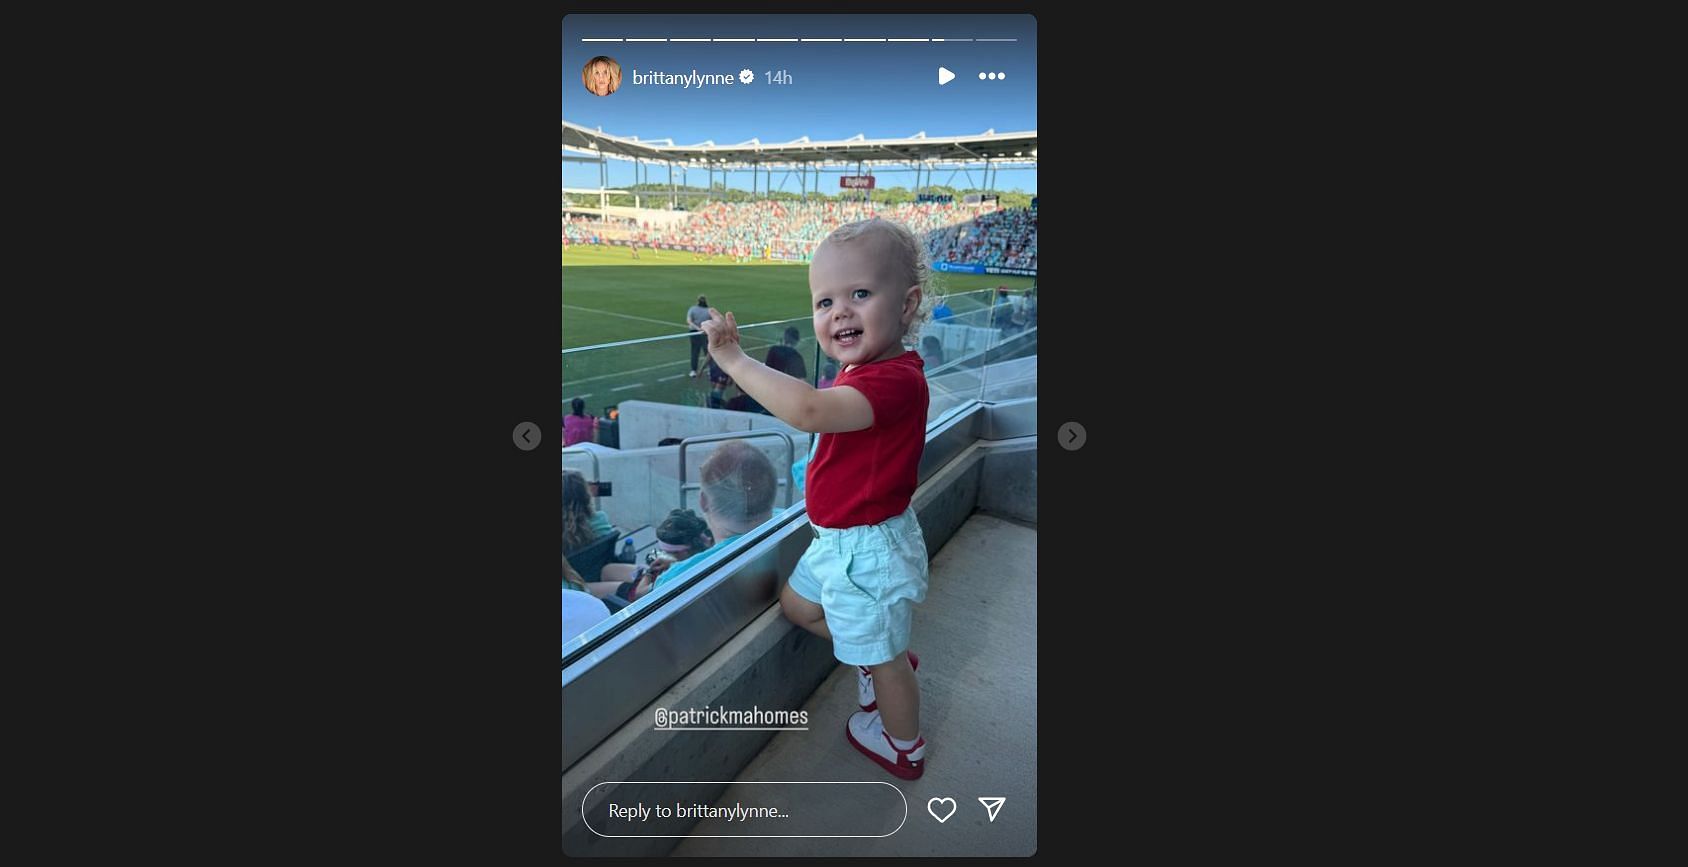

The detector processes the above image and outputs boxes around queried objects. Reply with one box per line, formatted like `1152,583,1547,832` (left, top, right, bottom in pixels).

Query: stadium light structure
563,119,1035,208
563,120,1035,170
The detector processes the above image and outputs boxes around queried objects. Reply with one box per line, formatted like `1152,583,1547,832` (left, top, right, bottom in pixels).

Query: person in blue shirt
648,440,778,594
990,286,1015,331
931,299,953,320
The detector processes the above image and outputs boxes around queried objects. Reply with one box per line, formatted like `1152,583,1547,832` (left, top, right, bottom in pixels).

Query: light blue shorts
786,507,929,667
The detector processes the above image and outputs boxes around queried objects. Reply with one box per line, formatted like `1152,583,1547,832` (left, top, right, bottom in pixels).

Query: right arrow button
1057,422,1086,451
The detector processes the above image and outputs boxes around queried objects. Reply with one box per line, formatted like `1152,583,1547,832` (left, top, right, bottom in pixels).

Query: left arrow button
512,422,541,451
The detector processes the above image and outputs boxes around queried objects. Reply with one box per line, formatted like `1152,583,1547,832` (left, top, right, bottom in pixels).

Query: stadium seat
566,529,622,582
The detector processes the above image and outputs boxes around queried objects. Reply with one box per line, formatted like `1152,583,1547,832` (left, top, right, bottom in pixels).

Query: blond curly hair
820,217,940,344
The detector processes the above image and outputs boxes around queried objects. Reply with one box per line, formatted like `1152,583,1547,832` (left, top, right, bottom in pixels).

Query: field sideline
561,244,1034,414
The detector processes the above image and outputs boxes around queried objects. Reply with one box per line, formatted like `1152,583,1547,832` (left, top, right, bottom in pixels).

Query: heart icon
927,797,957,823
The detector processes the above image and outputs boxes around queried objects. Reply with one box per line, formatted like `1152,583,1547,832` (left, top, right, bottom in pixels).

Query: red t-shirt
805,351,928,529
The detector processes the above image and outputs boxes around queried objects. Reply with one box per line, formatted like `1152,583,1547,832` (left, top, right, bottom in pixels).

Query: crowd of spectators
562,440,781,647
561,200,1036,272
560,213,637,245
635,201,969,258
924,207,1038,271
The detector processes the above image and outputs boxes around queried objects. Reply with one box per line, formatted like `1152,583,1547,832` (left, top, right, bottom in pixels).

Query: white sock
889,732,921,750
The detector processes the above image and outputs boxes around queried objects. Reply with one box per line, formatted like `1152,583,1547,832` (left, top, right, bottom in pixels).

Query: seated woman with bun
589,508,712,603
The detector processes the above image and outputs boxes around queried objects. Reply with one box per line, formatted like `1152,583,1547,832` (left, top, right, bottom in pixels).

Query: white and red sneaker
856,651,919,712
846,711,926,780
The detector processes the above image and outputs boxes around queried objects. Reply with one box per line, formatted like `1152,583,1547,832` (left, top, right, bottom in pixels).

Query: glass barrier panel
562,431,799,659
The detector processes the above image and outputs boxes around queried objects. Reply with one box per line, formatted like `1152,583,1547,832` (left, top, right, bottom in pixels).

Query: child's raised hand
699,308,741,354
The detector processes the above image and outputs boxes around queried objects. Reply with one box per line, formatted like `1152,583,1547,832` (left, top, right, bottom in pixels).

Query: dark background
150,3,1531,862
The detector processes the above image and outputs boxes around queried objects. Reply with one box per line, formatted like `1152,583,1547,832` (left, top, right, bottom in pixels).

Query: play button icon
938,66,955,86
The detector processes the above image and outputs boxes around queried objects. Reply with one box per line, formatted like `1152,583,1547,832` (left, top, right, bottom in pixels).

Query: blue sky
562,14,1037,194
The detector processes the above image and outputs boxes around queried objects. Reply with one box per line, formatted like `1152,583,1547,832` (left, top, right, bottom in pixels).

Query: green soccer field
561,244,1034,414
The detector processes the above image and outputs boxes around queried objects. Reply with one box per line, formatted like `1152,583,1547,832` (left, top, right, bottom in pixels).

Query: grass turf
561,243,1034,414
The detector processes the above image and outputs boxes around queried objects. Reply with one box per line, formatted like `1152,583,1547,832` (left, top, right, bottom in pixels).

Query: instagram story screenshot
562,12,1037,858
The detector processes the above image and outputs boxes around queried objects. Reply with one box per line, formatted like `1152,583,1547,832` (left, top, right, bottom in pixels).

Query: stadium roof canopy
562,119,1036,170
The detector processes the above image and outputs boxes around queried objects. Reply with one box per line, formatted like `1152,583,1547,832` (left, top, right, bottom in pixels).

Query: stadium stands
561,213,638,244
925,206,1038,271
562,200,1036,272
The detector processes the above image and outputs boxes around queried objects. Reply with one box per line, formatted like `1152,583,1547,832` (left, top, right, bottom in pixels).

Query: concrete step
673,512,1037,857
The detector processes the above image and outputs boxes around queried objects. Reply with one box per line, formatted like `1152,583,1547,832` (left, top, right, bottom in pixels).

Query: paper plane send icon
938,66,955,86
978,797,1005,822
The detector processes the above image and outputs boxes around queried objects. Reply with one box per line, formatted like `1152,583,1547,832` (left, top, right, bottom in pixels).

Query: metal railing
560,448,601,485
676,429,799,512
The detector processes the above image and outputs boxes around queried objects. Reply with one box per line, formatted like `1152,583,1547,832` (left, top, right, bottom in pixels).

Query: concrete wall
618,400,809,452
565,401,810,532
566,362,1032,534
978,441,1037,525
561,443,1003,856
562,605,835,858
911,446,985,555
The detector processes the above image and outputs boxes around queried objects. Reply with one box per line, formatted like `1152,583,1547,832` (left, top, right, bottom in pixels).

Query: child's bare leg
868,652,921,741
779,583,831,640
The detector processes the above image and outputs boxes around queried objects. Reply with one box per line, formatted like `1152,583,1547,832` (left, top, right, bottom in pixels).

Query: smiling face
808,235,921,369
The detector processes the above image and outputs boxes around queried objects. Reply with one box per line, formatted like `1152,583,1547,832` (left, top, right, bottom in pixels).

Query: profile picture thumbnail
583,56,622,97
